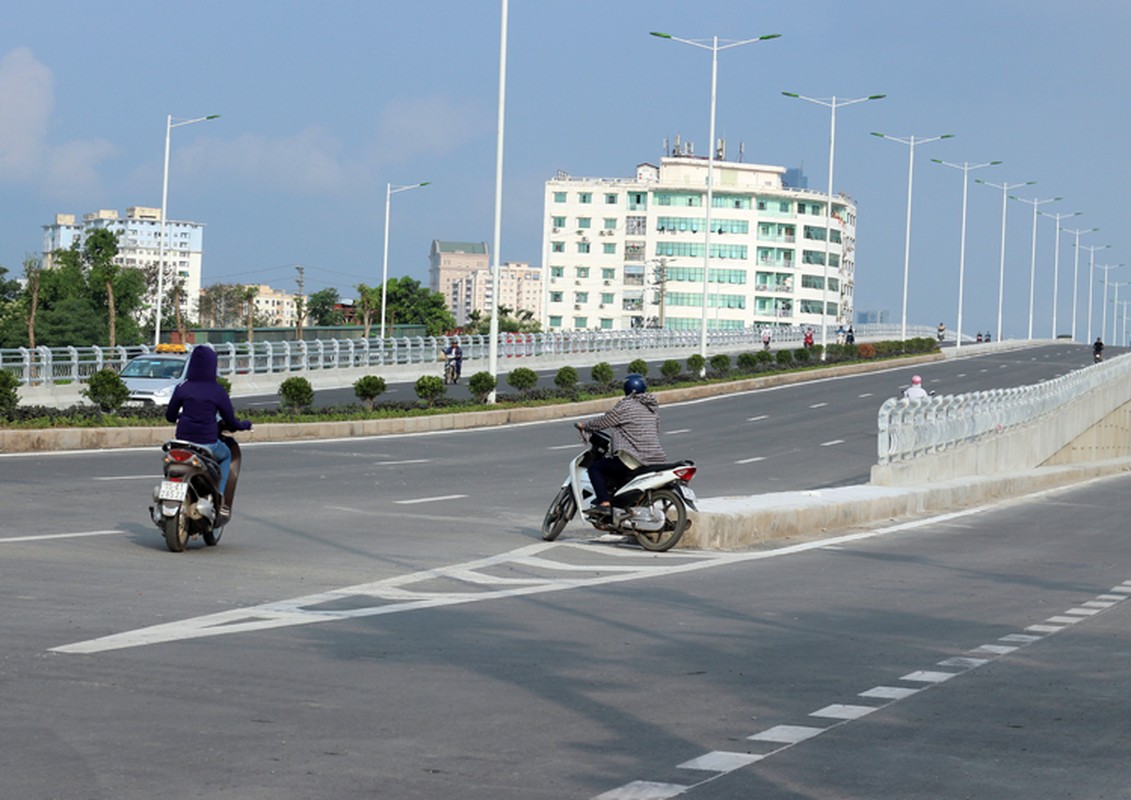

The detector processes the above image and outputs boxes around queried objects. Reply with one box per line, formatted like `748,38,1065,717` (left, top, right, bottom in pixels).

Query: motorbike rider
903,374,929,400
1094,337,1105,361
164,346,252,512
443,341,464,382
575,373,667,516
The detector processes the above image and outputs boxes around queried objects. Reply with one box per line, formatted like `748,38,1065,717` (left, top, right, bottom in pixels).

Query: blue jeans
207,439,231,496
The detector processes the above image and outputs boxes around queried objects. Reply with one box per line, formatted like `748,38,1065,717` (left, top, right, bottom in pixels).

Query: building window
574,316,588,328
550,266,564,277
601,292,615,304
603,243,616,255
577,242,590,254
626,216,647,235
605,193,618,204
577,217,591,229
602,268,617,280
575,292,589,303
549,315,562,327
576,267,590,278
553,191,567,203
550,291,563,302
801,274,824,290
551,216,566,228
600,318,614,329
603,217,617,230
551,242,564,253
578,192,592,204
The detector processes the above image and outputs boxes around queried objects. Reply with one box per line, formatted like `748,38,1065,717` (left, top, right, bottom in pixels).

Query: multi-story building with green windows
541,152,857,331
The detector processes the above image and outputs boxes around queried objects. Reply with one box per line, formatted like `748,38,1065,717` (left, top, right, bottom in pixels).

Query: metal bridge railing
2,324,938,386
877,353,1131,465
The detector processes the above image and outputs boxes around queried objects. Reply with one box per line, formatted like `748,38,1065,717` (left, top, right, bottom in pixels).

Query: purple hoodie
164,347,250,443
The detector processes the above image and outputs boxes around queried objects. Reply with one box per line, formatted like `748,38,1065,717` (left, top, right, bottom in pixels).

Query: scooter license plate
681,486,697,503
158,480,188,501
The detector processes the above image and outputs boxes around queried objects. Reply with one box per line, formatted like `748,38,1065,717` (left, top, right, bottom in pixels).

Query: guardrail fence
2,324,937,386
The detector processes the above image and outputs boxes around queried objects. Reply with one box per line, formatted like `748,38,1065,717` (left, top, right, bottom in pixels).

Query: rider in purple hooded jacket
164,347,252,501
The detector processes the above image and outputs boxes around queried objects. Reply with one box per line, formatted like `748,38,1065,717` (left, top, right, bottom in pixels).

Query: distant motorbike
150,433,243,552
443,356,460,385
541,428,697,552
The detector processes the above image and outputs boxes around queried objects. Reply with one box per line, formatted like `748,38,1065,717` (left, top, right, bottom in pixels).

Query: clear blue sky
2,0,1128,340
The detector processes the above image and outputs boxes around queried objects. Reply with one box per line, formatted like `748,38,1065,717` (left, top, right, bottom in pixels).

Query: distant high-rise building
783,167,809,189
42,206,204,319
429,240,542,326
856,309,889,325
542,150,857,331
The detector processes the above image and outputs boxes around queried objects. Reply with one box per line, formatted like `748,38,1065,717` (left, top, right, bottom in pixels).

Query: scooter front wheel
541,486,576,541
202,520,222,547
162,508,190,552
633,488,687,552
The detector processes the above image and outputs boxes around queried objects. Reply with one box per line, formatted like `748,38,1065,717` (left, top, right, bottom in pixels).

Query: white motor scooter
541,428,697,552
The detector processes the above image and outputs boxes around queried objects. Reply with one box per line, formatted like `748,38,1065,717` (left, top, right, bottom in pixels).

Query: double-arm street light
1039,210,1081,338
783,92,885,358
1095,263,1123,342
1110,283,1131,346
932,158,1001,350
651,30,781,366
1080,243,1110,343
155,113,220,346
1062,225,1098,341
380,181,430,340
871,132,955,342
976,178,1033,343
1012,195,1060,339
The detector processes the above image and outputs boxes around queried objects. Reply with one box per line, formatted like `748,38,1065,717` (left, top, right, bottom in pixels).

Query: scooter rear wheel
633,488,687,552
541,487,576,541
162,509,189,552
202,522,222,546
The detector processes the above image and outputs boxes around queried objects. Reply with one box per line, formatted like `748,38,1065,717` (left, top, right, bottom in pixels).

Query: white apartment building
429,240,542,326
252,284,303,327
542,151,858,331
42,206,204,319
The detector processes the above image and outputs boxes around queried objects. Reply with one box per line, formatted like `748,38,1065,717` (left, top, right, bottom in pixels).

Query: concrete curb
682,459,1131,550
0,352,943,453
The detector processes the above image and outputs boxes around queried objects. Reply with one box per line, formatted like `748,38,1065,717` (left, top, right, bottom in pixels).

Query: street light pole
380,181,430,340
783,92,885,358
1012,195,1060,339
1039,210,1081,338
976,178,1033,342
1080,243,1110,344
1095,263,1123,342
155,113,219,347
652,31,780,368
932,159,1001,350
871,132,955,342
486,0,510,403
1062,226,1097,341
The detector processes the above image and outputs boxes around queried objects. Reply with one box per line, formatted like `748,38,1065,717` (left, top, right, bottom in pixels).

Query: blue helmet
623,373,647,396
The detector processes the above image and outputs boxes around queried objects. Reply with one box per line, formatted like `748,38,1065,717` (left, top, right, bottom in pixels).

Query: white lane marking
858,392,873,398
1025,624,1064,633
394,494,467,505
973,644,1017,655
735,456,766,464
937,656,990,668
677,751,763,773
92,475,155,481
1000,633,1043,643
666,428,691,435
748,725,825,744
1046,615,1083,624
548,444,579,450
820,439,845,447
374,459,429,466
809,402,828,409
747,414,768,422
900,670,958,683
593,781,688,800
810,704,878,720
859,686,918,700
2,530,126,544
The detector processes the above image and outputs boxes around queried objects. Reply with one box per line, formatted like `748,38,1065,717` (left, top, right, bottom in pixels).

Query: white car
119,352,191,406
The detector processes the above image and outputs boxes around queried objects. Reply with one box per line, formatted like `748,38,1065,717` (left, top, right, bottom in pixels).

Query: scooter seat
628,459,694,477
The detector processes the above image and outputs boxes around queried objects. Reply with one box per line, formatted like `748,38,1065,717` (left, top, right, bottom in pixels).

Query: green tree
506,367,538,393
83,228,121,346
467,371,496,404
353,375,387,410
83,368,129,413
554,366,578,392
414,374,445,407
241,285,259,342
279,376,315,413
382,277,455,336
590,361,615,387
307,287,344,326
355,283,382,339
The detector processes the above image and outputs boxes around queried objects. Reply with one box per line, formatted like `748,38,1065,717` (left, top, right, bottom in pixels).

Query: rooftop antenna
738,142,745,163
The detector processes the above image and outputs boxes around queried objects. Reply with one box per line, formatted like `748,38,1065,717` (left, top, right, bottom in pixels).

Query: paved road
3,342,1127,798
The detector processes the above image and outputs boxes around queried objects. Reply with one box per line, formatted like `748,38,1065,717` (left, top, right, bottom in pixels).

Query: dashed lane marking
92,475,156,481
820,439,845,447
374,459,430,466
594,580,1131,799
394,494,467,505
666,428,691,435
809,402,828,409
735,456,766,464
2,530,127,544
746,414,768,422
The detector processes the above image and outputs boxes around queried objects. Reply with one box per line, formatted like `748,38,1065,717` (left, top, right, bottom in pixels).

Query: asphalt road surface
3,343,1127,799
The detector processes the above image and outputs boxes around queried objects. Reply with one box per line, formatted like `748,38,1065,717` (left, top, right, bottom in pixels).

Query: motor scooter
150,432,242,552
541,429,697,552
